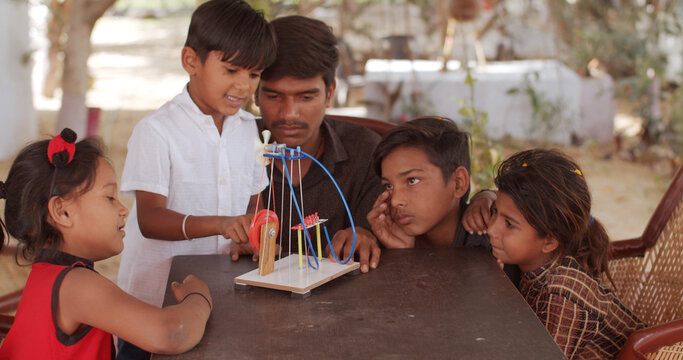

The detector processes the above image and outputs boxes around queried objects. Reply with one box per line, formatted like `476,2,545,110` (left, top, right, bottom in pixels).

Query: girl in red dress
0,129,212,359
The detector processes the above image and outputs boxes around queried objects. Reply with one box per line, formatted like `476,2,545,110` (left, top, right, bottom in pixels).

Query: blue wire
279,149,319,269
323,226,346,264
283,146,356,265
277,146,357,267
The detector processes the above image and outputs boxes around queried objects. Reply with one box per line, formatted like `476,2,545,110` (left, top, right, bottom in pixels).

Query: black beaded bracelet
181,292,212,311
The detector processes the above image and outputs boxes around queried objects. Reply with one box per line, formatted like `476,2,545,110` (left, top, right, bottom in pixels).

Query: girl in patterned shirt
0,129,212,359
487,149,644,359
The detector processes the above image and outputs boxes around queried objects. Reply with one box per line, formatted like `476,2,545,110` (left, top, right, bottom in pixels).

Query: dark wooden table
155,248,566,359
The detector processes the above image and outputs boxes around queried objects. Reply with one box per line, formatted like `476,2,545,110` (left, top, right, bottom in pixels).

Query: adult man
254,15,383,273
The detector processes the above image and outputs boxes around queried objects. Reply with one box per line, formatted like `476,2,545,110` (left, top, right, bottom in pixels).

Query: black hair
0,136,105,260
261,15,339,90
494,149,611,279
184,0,277,70
372,116,472,207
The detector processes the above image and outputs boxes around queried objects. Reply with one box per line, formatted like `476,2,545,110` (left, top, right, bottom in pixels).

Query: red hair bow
47,128,77,167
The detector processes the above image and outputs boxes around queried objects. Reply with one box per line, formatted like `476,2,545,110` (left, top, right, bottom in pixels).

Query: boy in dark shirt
367,117,519,282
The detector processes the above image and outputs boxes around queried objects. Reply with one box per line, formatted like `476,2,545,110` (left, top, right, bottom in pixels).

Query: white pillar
0,0,37,161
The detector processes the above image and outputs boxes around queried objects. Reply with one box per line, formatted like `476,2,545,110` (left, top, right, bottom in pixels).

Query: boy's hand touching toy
228,243,258,262
226,242,276,262
221,214,254,244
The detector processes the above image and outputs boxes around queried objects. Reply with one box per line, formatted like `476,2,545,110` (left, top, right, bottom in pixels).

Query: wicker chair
608,165,683,359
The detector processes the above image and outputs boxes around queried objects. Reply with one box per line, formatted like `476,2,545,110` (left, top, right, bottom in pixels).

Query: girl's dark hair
184,0,277,70
372,117,472,208
261,15,339,90
1,136,105,260
494,149,611,279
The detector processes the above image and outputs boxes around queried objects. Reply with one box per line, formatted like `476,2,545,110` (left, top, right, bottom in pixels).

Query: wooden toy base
234,254,360,296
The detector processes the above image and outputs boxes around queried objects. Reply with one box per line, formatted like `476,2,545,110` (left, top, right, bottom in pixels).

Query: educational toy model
234,131,359,297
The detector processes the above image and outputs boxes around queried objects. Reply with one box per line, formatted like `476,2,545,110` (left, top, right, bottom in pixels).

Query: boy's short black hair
372,117,472,204
261,15,339,90
185,0,276,70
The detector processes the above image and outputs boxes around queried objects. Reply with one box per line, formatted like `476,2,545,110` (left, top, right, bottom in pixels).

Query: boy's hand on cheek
327,227,380,273
367,191,415,248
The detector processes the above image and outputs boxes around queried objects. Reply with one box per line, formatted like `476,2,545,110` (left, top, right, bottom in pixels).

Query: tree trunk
297,0,325,16
43,0,72,98
337,0,352,38
56,0,115,136
437,0,449,51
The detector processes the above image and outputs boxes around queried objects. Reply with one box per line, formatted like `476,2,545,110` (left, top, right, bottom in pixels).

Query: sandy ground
0,15,672,296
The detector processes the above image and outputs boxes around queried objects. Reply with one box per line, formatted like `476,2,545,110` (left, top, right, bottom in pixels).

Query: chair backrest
617,318,683,360
0,289,22,315
0,314,13,339
328,115,396,137
0,282,20,340
0,247,22,339
607,165,683,326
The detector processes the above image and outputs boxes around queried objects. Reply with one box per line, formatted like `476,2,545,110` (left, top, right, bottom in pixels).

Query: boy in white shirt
116,1,276,358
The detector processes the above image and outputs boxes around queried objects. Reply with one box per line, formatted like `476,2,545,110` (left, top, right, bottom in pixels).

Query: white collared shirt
117,86,267,306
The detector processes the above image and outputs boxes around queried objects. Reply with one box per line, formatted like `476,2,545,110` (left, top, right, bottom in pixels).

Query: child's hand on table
227,243,259,262
326,227,380,273
171,274,212,310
